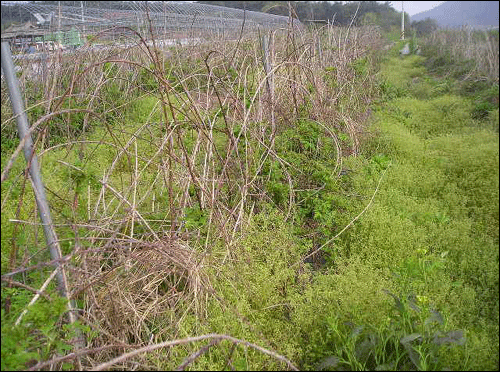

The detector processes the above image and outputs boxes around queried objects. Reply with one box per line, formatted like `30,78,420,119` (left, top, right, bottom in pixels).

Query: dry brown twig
14,267,59,326
174,338,221,371
26,344,138,371
90,333,299,371
1,277,52,302
0,109,100,183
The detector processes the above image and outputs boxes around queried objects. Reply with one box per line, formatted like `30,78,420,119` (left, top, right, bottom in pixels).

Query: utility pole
401,1,405,40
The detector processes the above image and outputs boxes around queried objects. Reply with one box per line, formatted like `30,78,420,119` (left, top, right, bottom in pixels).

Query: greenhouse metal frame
3,1,299,37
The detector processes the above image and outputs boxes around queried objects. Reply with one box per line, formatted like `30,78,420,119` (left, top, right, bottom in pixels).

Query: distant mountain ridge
410,1,499,29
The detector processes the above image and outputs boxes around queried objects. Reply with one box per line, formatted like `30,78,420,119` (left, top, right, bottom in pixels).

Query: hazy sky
389,1,447,17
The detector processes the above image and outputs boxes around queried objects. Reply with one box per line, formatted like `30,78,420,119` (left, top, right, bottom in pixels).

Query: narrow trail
337,45,499,370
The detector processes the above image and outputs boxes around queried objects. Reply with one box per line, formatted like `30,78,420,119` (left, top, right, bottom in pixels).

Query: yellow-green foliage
291,254,394,333
379,55,426,87
339,47,499,370
178,208,311,370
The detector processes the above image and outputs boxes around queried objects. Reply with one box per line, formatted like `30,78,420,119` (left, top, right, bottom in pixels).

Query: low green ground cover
1,33,497,370
188,46,499,370
318,52,498,370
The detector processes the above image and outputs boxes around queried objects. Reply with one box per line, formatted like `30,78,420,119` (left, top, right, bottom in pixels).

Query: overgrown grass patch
289,39,498,371
342,47,498,370
2,23,498,371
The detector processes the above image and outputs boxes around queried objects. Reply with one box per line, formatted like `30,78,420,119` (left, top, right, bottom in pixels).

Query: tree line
197,1,402,30
196,1,438,34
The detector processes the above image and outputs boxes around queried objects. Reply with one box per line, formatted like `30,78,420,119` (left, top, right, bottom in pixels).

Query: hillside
411,1,499,29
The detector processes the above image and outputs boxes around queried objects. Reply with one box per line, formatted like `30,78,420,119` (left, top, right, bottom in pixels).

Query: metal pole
1,42,66,294
1,42,83,349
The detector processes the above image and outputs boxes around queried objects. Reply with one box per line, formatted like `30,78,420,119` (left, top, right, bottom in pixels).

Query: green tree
411,17,439,37
362,12,379,26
